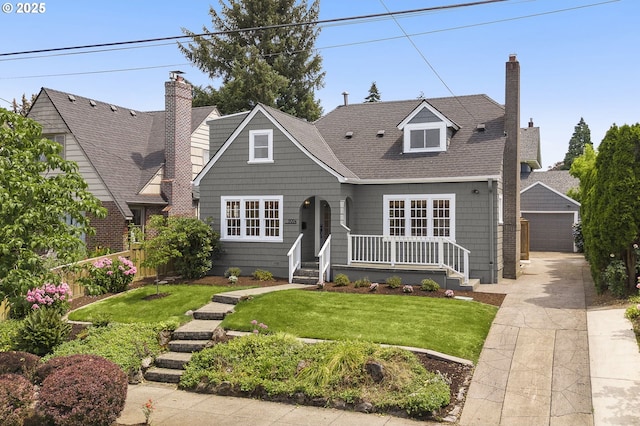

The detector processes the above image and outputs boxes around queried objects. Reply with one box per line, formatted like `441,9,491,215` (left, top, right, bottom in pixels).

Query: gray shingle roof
520,170,579,195
314,95,506,180
42,88,217,218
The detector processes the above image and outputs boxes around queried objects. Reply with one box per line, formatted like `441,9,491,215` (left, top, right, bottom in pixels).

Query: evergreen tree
179,0,325,121
11,93,37,117
562,117,592,170
365,82,381,103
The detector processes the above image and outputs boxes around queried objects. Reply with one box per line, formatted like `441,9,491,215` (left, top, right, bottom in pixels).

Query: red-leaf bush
34,354,108,385
0,351,41,380
0,373,36,425
37,355,127,426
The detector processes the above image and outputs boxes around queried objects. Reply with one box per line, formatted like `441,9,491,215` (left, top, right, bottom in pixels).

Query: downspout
488,178,495,283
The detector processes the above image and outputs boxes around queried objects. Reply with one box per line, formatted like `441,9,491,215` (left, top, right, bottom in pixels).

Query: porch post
390,237,396,267
347,233,352,265
438,238,444,268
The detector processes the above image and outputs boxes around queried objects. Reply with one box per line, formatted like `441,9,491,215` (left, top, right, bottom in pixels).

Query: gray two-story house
195,55,527,288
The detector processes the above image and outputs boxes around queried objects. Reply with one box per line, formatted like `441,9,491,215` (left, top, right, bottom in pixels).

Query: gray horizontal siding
200,111,343,278
521,185,579,212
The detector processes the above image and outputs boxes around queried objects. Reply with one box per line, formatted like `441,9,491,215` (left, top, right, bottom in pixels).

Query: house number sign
286,218,297,225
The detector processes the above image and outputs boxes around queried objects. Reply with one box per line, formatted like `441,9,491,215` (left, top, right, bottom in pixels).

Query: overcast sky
0,0,636,169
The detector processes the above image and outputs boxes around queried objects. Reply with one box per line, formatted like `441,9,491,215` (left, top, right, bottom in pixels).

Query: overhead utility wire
378,0,477,121
0,0,506,57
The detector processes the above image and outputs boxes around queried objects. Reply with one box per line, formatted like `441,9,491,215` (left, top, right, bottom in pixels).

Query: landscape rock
211,327,228,344
365,360,385,382
355,401,374,413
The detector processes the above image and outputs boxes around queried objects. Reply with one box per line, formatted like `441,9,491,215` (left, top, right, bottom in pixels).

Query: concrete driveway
460,252,640,426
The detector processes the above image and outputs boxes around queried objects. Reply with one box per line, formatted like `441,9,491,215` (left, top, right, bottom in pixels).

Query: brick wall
87,201,127,252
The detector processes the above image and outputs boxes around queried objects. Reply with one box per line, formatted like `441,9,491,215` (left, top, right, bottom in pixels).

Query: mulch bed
68,274,506,422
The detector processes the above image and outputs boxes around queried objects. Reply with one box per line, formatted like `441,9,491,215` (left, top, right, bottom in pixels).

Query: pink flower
106,270,113,275
32,304,39,310
251,320,258,325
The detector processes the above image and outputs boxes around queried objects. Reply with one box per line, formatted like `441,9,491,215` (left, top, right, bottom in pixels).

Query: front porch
288,234,476,291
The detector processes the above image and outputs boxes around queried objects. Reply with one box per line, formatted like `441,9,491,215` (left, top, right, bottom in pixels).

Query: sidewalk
588,307,640,425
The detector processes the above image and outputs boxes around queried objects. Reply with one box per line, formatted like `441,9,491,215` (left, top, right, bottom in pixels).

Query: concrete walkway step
193,302,234,320
144,367,183,383
172,319,222,340
212,283,310,304
155,352,192,370
168,339,211,353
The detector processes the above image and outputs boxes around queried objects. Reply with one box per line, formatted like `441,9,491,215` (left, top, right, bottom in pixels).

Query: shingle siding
521,185,579,212
200,112,343,278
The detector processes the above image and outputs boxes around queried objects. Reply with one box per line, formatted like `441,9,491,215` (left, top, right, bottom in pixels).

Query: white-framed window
248,129,273,163
221,195,283,241
403,122,446,153
43,134,65,159
383,194,455,239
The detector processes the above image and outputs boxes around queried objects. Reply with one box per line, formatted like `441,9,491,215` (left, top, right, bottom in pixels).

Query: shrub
333,273,350,287
16,308,71,356
0,351,41,380
252,269,273,281
144,215,221,280
225,267,242,278
386,276,402,289
0,374,36,425
369,283,379,292
445,289,455,298
420,279,440,292
25,282,72,314
38,356,127,426
35,354,109,385
0,320,20,352
353,277,371,288
602,259,628,298
81,256,137,295
402,285,414,293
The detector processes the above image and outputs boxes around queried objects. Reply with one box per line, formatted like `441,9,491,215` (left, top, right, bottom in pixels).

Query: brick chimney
162,71,194,217
503,54,521,279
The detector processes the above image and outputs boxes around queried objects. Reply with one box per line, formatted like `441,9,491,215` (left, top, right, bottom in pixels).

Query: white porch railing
318,235,331,284
347,234,470,284
287,233,304,283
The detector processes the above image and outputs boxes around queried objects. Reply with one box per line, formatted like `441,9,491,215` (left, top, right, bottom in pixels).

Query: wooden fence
0,244,172,320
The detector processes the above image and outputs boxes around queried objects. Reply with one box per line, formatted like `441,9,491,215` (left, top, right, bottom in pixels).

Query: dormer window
248,129,273,163
397,101,458,154
404,122,447,152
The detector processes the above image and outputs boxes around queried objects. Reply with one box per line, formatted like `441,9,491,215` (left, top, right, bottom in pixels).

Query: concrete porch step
154,352,192,370
144,367,183,383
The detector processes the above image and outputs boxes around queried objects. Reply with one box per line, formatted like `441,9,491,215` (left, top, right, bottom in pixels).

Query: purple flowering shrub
25,282,71,314
0,351,41,380
37,355,128,426
0,374,36,425
84,256,137,295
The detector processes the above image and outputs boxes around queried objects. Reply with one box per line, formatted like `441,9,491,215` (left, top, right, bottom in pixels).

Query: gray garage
520,176,580,253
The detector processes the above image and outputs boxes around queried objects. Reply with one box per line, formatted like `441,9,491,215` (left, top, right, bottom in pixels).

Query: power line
0,0,619,81
0,0,506,57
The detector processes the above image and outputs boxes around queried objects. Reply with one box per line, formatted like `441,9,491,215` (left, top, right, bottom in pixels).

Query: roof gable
521,181,580,207
397,100,459,130
194,104,357,186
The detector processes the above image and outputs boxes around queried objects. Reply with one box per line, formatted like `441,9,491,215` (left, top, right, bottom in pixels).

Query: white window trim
498,194,504,224
221,195,283,242
248,129,274,163
403,122,446,153
383,194,456,240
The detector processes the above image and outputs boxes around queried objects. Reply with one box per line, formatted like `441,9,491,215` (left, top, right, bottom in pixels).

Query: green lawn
221,290,497,363
68,285,250,325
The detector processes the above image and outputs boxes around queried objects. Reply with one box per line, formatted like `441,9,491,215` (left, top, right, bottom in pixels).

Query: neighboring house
194,55,527,287
28,73,219,252
521,170,580,252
